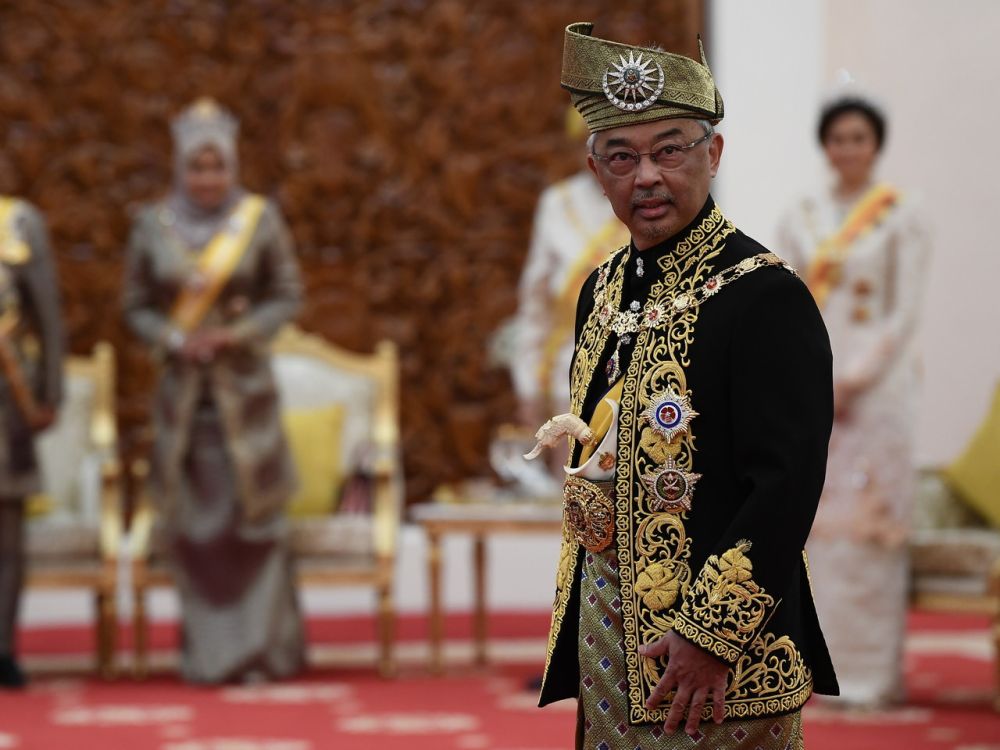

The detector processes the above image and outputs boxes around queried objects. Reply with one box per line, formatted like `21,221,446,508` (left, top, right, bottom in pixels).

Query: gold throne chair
25,342,123,677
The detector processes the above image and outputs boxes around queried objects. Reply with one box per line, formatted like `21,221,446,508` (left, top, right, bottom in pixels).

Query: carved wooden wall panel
0,0,703,503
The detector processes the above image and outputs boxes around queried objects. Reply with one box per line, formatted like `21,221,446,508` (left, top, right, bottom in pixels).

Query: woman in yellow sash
123,99,305,684
777,88,931,707
512,108,629,431
0,198,63,689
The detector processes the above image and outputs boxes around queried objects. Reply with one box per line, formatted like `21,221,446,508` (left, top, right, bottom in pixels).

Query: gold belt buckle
563,475,615,553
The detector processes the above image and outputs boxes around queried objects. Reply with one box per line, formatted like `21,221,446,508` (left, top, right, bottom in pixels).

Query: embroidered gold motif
544,245,629,675
563,476,615,553
673,542,776,664
635,560,682,611
618,213,733,722
544,244,632,674
725,633,814,719
680,632,815,722
542,519,577,678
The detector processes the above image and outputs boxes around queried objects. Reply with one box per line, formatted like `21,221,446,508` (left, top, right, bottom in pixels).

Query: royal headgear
560,22,724,133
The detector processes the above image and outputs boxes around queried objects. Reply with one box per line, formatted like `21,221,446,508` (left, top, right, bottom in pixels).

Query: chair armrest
371,466,402,560
129,496,156,564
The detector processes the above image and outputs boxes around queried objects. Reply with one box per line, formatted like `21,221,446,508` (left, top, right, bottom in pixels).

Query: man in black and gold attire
0,195,63,689
534,24,838,748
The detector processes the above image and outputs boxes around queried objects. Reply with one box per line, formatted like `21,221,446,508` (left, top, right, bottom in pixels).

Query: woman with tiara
777,82,931,707
123,99,305,683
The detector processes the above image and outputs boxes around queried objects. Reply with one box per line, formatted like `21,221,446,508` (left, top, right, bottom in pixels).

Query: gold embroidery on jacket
618,210,731,723
543,206,815,724
687,632,815,722
727,632,813,718
543,243,628,681
673,541,776,664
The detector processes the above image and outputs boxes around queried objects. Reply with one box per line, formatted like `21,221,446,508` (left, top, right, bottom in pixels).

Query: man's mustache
631,191,674,209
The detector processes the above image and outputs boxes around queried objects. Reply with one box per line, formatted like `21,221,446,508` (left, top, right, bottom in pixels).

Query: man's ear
709,132,724,178
587,152,599,178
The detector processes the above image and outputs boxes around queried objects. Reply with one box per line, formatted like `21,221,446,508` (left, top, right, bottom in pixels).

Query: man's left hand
639,631,729,736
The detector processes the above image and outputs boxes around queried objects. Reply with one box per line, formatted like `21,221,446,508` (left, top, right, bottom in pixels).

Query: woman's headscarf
167,98,245,249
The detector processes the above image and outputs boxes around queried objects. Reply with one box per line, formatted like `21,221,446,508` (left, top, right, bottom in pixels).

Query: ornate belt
563,475,615,553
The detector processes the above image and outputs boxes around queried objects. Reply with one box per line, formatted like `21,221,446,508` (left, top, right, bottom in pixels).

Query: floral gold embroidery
635,561,682,611
673,541,776,665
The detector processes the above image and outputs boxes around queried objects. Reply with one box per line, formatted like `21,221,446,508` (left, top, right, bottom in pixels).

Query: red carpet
2,610,997,749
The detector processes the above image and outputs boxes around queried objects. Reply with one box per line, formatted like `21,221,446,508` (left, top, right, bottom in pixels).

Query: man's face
588,118,723,250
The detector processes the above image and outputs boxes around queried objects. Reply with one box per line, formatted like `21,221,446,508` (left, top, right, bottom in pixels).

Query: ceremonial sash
169,195,265,333
0,197,30,266
804,183,898,309
537,214,628,409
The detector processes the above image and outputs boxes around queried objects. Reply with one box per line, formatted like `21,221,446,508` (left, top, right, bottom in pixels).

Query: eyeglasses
591,131,714,177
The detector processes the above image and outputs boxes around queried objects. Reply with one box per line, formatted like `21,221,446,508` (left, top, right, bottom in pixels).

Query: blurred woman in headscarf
0,195,63,689
777,82,931,707
123,98,305,684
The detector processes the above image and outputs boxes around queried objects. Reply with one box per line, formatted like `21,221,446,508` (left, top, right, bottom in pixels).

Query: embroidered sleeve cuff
673,541,776,666
672,610,743,664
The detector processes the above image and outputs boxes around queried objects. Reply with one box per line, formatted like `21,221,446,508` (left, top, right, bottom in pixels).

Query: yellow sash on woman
170,195,265,333
0,197,31,266
804,183,898,309
537,217,628,409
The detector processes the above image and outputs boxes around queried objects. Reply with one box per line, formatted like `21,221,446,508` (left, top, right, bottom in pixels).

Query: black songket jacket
539,197,839,724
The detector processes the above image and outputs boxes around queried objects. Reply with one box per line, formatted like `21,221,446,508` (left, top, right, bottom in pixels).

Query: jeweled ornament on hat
642,457,701,514
602,51,665,112
642,387,698,442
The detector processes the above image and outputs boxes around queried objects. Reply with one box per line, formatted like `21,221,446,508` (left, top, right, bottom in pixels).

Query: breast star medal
642,456,701,513
641,387,698,443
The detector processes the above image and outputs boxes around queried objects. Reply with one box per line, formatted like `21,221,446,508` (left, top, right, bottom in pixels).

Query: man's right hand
640,631,730,736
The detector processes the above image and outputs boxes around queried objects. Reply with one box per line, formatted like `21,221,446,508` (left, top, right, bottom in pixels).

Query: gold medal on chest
642,456,702,513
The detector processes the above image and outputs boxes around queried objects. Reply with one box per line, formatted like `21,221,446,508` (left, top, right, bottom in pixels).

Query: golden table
410,500,563,673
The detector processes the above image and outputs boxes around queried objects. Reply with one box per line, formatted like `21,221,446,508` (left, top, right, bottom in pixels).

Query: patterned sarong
577,546,805,749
